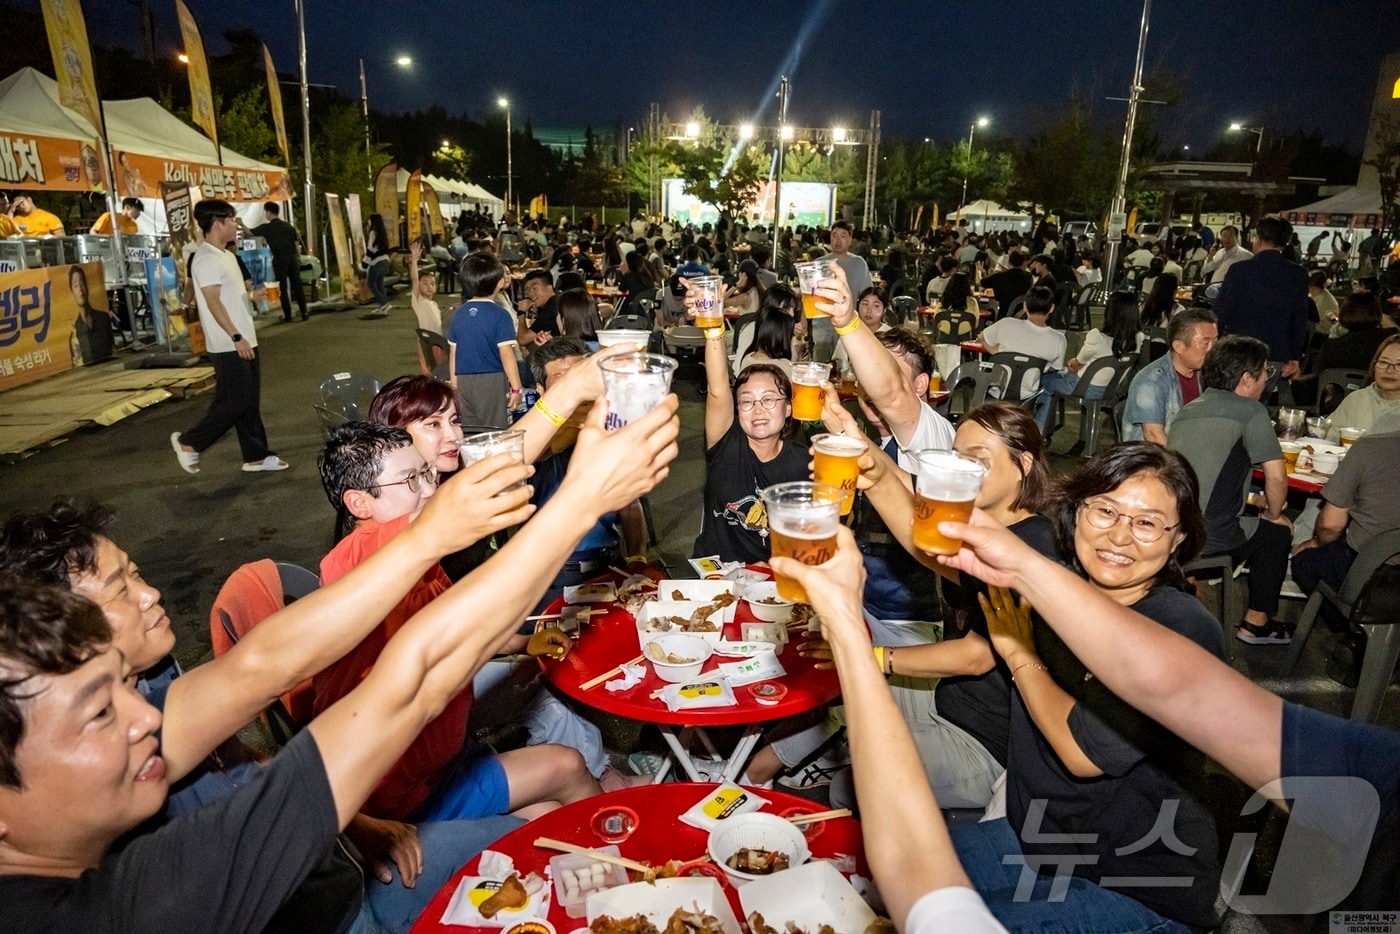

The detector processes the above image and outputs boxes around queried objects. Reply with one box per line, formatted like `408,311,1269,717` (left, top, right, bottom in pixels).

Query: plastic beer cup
1339,427,1365,447
265,281,281,308
761,482,843,604
598,353,677,431
810,433,866,516
795,258,838,319
689,275,725,329
908,450,987,555
458,429,527,490
789,362,829,422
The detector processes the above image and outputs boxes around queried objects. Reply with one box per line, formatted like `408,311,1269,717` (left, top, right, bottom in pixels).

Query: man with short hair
924,255,960,303
750,245,778,289
1203,225,1250,283
1027,254,1056,289
172,199,286,474
981,251,1034,318
517,269,559,339
90,197,142,235
1168,336,1294,645
1212,215,1310,379
7,193,64,236
1122,307,1218,444
0,194,16,237
819,221,873,363
979,285,1067,418
252,201,309,323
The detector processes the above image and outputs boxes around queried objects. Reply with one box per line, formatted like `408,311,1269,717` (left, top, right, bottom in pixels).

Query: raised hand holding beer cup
907,450,987,556
811,260,856,326
769,524,868,645
761,481,844,604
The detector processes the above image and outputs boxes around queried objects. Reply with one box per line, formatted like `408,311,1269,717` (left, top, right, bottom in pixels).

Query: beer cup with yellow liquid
689,275,725,329
810,433,866,516
908,450,986,555
795,258,838,319
789,362,829,421
761,481,843,604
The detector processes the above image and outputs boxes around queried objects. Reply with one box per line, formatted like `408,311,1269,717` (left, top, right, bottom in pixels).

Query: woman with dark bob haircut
947,441,1225,931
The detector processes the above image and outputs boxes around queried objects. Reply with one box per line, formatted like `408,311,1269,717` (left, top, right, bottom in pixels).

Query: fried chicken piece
590,914,660,934
478,872,528,919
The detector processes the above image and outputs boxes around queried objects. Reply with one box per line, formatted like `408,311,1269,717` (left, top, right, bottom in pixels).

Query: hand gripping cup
908,450,987,555
599,353,677,431
459,429,526,490
810,433,866,516
795,258,838,319
761,481,843,604
789,362,829,422
689,275,725,329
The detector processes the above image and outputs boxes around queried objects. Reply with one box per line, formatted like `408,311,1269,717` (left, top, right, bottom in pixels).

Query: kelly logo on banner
261,42,289,167
0,262,111,392
175,0,219,157
374,162,400,251
406,169,423,247
325,193,357,302
38,0,103,141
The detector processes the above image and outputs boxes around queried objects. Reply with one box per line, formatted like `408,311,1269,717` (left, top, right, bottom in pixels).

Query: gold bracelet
834,317,861,336
533,398,566,427
886,646,896,676
703,327,725,340
1011,660,1048,682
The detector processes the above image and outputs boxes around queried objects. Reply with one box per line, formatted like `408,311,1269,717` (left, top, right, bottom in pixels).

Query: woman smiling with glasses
691,294,809,563
945,442,1226,932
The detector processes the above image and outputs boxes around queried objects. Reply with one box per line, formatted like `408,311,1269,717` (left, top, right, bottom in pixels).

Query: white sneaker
778,750,850,789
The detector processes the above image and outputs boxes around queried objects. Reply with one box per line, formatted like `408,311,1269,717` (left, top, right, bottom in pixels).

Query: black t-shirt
1006,586,1224,929
983,268,1034,316
532,295,560,337
935,515,1059,766
0,731,354,934
252,219,300,262
692,421,809,564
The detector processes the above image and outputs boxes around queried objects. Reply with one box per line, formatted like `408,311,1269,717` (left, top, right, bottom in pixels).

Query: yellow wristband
873,645,885,673
834,317,861,336
533,398,566,427
703,327,725,340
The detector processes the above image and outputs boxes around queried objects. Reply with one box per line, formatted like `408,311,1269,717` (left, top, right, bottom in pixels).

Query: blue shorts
410,742,511,822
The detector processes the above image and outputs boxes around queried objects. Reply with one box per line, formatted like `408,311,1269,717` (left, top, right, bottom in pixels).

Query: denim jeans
950,818,1191,933
367,262,388,304
1036,370,1105,431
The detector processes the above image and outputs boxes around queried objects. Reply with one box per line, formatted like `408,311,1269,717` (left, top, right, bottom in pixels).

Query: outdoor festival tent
957,199,1033,233
1282,187,1385,254
396,169,504,221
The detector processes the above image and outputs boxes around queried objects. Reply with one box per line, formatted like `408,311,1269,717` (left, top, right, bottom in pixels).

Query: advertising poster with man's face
0,261,111,391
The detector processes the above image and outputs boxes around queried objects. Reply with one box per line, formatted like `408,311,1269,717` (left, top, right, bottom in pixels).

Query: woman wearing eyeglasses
692,318,809,564
948,442,1225,932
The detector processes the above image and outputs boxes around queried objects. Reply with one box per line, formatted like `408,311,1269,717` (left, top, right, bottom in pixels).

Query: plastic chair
987,351,1050,407
606,313,653,331
415,328,450,380
1049,354,1139,454
1281,530,1400,723
1313,367,1368,416
937,361,1012,422
1004,295,1027,320
318,371,382,424
1052,283,1083,329
1182,259,1204,285
1183,554,1238,664
210,559,321,745
929,307,978,346
890,295,918,326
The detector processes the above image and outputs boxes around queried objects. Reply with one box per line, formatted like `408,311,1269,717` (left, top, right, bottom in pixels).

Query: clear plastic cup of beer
810,433,866,516
795,258,838,319
789,362,829,422
459,429,527,490
598,352,677,431
908,450,987,555
688,275,725,329
761,481,844,604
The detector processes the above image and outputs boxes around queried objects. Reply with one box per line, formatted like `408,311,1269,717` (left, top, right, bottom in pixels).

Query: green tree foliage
1008,99,1117,217
566,128,627,207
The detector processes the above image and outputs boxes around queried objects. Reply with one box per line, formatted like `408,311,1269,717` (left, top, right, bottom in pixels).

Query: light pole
294,0,315,256
498,97,513,215
1102,0,1153,286
359,55,411,183
959,116,989,210
1228,122,1264,156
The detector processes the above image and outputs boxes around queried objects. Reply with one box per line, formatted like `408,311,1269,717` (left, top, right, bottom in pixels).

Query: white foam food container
655,580,738,623
738,860,877,933
548,846,629,919
586,878,741,934
636,600,725,647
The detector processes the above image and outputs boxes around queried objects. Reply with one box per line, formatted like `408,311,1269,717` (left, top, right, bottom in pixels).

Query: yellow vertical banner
373,162,400,250
345,193,366,267
422,184,444,240
406,169,423,246
175,0,219,157
325,193,357,301
261,42,288,167
39,0,103,137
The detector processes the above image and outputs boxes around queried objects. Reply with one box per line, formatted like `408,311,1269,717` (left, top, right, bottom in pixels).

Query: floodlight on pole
959,116,990,211
739,123,754,140
176,52,189,64
498,97,513,212
685,121,700,139
395,55,412,66
832,126,847,143
1228,122,1264,155
360,55,412,183
780,125,794,141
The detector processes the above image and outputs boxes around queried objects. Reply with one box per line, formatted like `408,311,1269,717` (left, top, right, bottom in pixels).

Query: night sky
79,0,1396,151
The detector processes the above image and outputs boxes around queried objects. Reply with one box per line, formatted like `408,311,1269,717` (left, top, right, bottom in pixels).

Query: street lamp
959,116,990,210
359,55,411,182
498,97,513,214
1228,122,1264,155
739,123,754,141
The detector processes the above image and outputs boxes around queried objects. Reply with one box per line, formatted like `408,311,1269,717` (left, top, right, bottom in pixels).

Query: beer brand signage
0,262,109,391
114,149,290,202
0,133,101,190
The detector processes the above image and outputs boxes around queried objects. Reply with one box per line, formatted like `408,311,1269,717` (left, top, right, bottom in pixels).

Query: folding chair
1049,354,1140,455
318,371,382,423
415,329,450,380
987,351,1050,408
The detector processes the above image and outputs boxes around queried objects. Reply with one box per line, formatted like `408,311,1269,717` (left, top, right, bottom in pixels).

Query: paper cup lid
749,682,788,705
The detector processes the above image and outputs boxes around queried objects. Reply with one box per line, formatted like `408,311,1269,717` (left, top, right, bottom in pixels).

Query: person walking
251,201,308,322
171,199,287,475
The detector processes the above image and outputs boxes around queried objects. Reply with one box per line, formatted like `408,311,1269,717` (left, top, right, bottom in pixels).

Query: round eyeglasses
378,463,438,495
1078,499,1178,544
737,395,785,413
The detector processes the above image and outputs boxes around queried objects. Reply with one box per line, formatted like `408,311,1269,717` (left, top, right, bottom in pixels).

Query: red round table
539,572,841,783
408,783,865,934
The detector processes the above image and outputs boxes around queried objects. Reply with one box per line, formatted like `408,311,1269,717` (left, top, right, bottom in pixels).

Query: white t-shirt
1075,328,1144,387
1126,248,1154,267
191,243,257,354
980,317,1067,397
411,294,443,334
905,886,1007,934
887,400,956,467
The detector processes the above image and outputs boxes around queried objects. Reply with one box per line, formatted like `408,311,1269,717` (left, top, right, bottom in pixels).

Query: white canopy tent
956,199,1033,234
395,169,504,222
1282,187,1385,256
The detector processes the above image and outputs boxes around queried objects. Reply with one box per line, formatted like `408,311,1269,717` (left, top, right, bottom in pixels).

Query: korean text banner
262,42,289,166
175,0,218,155
0,132,101,191
117,149,290,202
39,0,103,139
0,262,110,392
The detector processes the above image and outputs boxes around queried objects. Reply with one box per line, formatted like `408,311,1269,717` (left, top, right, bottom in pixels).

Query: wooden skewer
785,808,852,825
579,654,645,691
534,837,653,873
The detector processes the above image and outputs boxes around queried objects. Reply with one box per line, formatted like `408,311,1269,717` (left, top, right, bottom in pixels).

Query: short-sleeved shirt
191,242,258,354
1007,586,1224,929
0,730,352,934
1168,388,1282,553
979,318,1067,398
251,218,301,261
91,212,138,235
318,514,473,820
530,296,560,337
693,421,810,564
833,254,873,297
447,300,516,376
1325,384,1400,442
1321,430,1400,552
412,294,443,335
936,516,1059,765
13,207,64,236
1073,329,1143,388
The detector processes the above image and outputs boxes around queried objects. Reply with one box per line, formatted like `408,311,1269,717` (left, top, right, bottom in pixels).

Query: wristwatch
230,333,243,343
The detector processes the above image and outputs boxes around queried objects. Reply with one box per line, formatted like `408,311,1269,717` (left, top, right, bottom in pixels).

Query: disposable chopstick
534,837,653,873
785,808,852,825
579,654,644,691
525,607,603,622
